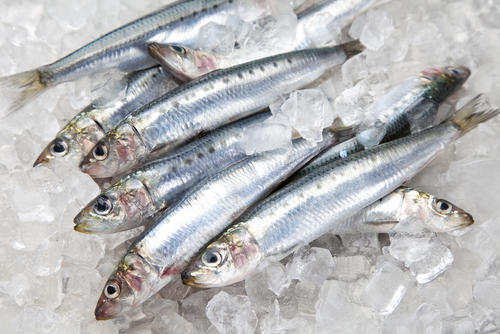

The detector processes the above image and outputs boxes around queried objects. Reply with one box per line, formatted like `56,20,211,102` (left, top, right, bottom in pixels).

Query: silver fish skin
181,95,499,287
0,0,236,114
80,44,360,178
73,112,271,234
356,66,470,148
297,65,470,175
333,186,473,234
295,0,375,49
34,66,177,167
150,0,373,79
94,131,341,320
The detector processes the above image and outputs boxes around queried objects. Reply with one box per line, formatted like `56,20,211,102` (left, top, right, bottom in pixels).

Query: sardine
34,66,177,167
297,65,470,173
73,112,271,234
181,95,498,288
0,0,238,115
331,186,473,234
79,42,363,179
93,129,346,320
150,0,374,79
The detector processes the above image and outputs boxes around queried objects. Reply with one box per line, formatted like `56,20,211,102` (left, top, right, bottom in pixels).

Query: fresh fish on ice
80,42,363,179
0,0,238,115
181,95,498,288
33,66,176,167
93,128,347,319
73,112,271,234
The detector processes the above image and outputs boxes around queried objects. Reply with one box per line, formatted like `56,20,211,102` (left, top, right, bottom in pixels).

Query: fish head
74,177,156,234
95,252,157,320
420,65,471,103
79,122,148,178
403,189,474,232
34,110,105,167
182,226,261,288
149,43,218,81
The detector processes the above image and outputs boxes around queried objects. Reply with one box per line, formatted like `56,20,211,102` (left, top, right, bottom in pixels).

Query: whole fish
0,0,238,115
79,43,363,179
297,65,470,173
150,0,375,79
93,129,345,320
181,95,498,288
331,186,473,234
34,66,177,167
73,112,271,234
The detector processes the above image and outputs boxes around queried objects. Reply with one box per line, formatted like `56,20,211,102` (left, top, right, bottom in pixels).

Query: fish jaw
74,177,156,234
95,252,157,320
80,122,148,178
182,226,262,288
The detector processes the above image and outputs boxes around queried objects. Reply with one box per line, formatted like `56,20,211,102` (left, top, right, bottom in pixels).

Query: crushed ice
1,0,500,333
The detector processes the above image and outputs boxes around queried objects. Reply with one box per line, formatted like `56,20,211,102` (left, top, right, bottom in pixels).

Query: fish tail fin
450,94,500,134
0,69,47,117
339,39,365,59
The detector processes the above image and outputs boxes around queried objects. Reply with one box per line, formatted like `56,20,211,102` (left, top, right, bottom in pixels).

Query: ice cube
86,320,119,334
244,116,292,154
415,303,442,334
315,279,377,334
152,311,197,334
473,279,500,311
196,22,235,55
286,247,334,286
359,10,395,51
279,89,335,142
206,291,258,334
360,261,410,315
331,255,371,281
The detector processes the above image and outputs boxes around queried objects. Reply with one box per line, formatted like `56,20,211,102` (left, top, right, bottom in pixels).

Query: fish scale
80,45,354,178
245,126,458,257
181,97,498,288
94,130,342,319
43,0,234,83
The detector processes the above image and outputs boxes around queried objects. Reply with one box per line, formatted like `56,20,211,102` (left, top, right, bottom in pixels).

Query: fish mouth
33,149,53,167
94,298,120,321
181,270,213,288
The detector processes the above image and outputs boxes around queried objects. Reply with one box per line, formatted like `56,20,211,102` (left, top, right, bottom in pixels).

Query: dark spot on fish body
234,41,241,49
208,146,215,153
184,158,193,165
249,69,254,75
170,166,177,173
238,73,244,79
192,11,197,17
202,8,207,12
316,184,322,190
180,16,184,22
273,62,278,68
287,58,292,64
213,4,218,9
223,78,230,84
197,152,204,159
259,65,265,72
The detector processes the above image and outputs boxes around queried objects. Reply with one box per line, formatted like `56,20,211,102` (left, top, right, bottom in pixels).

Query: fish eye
170,45,186,55
434,199,452,215
201,249,223,267
93,142,108,161
94,195,113,215
49,139,68,157
104,281,120,299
